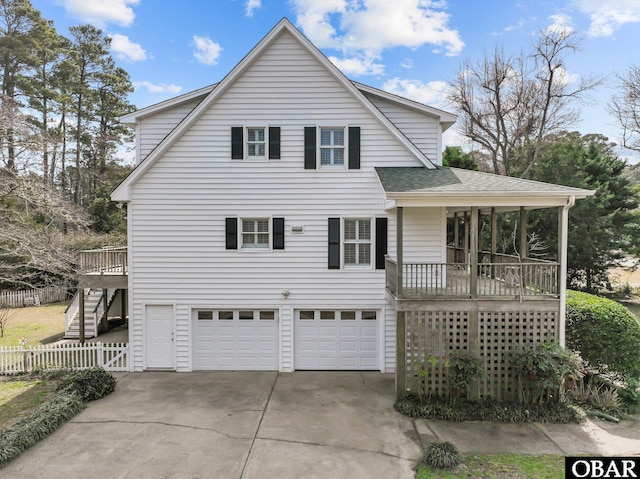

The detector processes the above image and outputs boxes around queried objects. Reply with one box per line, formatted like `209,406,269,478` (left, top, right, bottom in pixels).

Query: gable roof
119,84,217,127
113,18,443,201
376,167,595,210
354,82,457,130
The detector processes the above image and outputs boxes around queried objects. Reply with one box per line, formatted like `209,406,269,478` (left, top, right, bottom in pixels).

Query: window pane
320,129,332,145
344,220,356,240
333,129,344,145
320,149,331,165
260,311,275,320
257,220,269,232
333,149,344,164
341,311,356,320
243,220,256,233
197,311,213,320
359,220,371,239
257,233,269,244
219,311,234,320
320,310,335,320
359,244,371,264
299,310,315,320
243,234,256,245
362,311,377,320
248,128,264,141
344,243,356,264
239,311,254,320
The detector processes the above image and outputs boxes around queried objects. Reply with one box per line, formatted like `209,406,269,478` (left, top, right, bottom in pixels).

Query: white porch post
558,197,575,346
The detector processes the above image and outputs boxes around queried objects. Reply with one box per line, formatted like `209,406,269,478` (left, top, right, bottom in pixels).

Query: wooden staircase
65,289,118,339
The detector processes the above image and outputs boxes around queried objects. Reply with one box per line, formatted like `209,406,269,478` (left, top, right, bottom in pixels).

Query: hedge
566,290,640,379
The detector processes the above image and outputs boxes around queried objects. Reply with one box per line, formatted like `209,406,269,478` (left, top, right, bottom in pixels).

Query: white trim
354,81,457,127
143,303,176,371
342,217,373,269
558,196,574,347
120,84,216,125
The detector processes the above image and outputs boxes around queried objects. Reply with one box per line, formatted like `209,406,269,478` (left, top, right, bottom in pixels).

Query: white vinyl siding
137,98,202,164
363,94,441,165
126,30,442,372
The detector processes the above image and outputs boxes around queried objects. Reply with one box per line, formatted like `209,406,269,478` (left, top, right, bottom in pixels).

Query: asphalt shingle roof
375,167,594,196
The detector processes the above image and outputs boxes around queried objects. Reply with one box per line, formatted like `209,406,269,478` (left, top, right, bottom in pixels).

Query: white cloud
192,35,223,65
291,0,465,74
571,0,640,37
382,77,450,110
401,58,413,69
133,81,182,95
245,0,261,17
545,14,574,34
110,34,146,62
58,0,139,28
329,54,384,76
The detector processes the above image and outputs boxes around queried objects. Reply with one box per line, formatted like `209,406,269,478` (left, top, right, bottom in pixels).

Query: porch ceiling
376,167,595,211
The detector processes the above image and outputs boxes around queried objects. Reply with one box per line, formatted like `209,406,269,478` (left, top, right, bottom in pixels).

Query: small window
344,219,371,266
341,311,356,320
320,311,335,320
299,310,315,320
197,310,213,320
239,311,254,320
260,311,275,320
242,218,270,249
320,128,344,166
247,128,265,158
218,311,234,320
362,311,377,320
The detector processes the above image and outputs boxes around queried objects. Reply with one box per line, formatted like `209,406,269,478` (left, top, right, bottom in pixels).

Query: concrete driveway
2,372,422,479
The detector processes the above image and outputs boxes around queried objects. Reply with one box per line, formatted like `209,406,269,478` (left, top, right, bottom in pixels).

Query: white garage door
193,309,278,370
295,310,379,370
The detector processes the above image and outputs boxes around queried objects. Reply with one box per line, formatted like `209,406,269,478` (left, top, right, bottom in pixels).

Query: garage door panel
295,310,379,370
193,310,278,370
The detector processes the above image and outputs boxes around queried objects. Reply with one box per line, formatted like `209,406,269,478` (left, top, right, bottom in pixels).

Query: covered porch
375,167,594,400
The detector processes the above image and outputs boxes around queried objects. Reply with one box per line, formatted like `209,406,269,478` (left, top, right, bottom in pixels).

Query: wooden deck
385,256,558,300
79,247,128,288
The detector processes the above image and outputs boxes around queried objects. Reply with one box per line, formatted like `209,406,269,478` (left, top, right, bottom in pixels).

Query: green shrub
510,342,583,405
0,393,85,467
394,395,584,423
56,367,116,402
446,355,485,405
422,442,462,470
566,290,640,380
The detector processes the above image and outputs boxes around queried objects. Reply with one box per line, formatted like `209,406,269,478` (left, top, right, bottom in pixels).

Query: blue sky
31,0,640,161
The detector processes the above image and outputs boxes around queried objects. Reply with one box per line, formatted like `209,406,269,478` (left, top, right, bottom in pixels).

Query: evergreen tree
528,132,640,291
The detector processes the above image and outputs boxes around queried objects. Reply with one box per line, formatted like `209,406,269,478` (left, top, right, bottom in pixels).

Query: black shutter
348,126,360,169
375,217,388,270
225,218,238,250
328,217,340,269
231,127,243,159
269,126,281,160
273,217,285,250
304,126,316,169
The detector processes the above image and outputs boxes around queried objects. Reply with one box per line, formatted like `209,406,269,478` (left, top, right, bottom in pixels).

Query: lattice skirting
403,307,558,400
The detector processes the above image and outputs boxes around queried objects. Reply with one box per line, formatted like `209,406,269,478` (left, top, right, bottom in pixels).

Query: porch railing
80,247,128,275
385,256,558,299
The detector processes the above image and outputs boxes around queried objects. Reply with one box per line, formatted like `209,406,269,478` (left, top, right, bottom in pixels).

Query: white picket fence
0,286,69,308
0,342,129,375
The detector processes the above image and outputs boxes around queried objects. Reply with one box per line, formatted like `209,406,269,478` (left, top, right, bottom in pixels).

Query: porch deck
79,247,128,289
385,255,558,300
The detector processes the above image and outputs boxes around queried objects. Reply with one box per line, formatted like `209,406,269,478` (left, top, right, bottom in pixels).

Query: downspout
558,195,575,347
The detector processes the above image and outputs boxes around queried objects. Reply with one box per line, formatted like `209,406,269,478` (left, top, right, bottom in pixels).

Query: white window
247,128,265,158
242,218,270,249
320,128,344,166
344,219,371,266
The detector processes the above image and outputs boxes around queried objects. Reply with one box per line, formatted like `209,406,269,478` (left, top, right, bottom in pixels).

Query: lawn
0,376,61,430
416,454,564,479
0,303,67,347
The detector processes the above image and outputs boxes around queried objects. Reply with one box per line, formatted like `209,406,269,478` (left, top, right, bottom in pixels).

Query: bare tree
448,28,600,177
0,303,14,337
0,169,91,289
610,65,640,152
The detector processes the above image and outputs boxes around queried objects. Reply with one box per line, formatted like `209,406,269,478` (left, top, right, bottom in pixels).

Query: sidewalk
414,416,640,456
